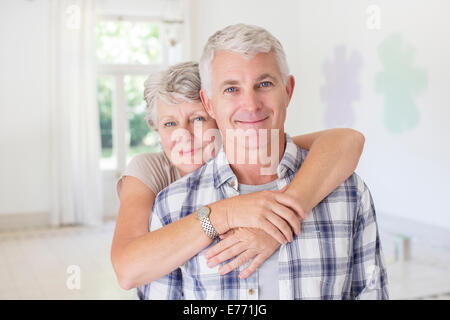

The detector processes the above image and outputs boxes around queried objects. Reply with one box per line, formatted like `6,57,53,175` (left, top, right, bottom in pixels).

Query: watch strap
197,206,218,239
200,216,218,239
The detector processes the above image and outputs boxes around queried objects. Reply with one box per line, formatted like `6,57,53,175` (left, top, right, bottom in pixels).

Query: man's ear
285,75,295,107
200,89,216,119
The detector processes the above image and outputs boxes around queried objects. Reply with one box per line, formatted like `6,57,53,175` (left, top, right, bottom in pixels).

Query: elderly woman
111,62,365,292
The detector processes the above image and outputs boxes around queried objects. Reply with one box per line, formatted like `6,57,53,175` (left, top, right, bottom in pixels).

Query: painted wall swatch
320,45,363,127
375,33,427,133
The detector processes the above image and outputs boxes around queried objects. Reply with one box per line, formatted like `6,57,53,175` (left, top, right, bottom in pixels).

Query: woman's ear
200,89,216,119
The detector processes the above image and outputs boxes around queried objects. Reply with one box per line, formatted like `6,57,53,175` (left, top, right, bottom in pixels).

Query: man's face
201,50,294,150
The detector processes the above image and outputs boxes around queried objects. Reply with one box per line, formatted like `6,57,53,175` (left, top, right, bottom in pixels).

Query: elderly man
141,24,388,300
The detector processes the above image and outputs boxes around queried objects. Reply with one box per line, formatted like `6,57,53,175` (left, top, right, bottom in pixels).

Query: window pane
125,75,161,161
97,76,116,168
96,21,161,64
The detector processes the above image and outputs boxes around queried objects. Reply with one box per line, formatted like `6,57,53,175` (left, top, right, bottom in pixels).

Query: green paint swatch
375,33,427,133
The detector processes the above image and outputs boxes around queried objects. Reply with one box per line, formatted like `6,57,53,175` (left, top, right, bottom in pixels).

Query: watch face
197,206,210,219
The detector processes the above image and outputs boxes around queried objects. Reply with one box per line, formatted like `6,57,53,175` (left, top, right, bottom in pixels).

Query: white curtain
48,0,103,226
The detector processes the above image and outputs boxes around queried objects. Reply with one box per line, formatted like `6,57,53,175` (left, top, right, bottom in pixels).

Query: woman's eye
225,87,236,93
259,81,272,88
164,121,176,127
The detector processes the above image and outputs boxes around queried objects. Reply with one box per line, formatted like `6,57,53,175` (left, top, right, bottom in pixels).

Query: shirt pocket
293,222,352,275
317,221,353,259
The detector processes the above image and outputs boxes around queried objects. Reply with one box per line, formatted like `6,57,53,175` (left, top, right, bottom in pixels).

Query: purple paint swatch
320,45,363,127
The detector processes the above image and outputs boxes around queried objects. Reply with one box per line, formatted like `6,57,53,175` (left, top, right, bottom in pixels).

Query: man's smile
234,116,269,128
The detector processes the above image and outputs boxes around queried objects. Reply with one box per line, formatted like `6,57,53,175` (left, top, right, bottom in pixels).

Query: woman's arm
112,128,365,288
205,128,365,278
111,177,300,290
288,128,365,213
111,176,213,290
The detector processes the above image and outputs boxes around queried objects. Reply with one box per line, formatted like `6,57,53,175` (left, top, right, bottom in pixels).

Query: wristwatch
197,205,218,239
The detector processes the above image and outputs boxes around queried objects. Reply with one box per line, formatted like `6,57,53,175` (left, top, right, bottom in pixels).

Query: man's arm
351,177,389,300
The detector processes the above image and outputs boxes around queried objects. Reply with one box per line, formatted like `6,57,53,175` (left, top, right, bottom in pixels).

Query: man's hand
204,227,281,279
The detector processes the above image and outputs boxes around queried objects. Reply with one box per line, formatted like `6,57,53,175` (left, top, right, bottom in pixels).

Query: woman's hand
204,227,281,279
210,189,306,245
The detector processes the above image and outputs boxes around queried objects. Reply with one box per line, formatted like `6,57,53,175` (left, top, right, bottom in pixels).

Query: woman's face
157,100,220,176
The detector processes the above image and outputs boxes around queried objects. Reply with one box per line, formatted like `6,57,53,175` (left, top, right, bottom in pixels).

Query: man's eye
164,121,176,127
259,81,272,88
225,87,236,93
193,116,206,122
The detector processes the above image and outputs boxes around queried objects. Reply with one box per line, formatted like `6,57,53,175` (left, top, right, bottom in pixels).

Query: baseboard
0,212,49,232
377,212,450,251
103,212,117,222
0,212,117,232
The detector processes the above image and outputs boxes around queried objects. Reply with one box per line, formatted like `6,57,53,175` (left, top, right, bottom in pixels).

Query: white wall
294,0,450,229
188,0,450,230
0,0,50,216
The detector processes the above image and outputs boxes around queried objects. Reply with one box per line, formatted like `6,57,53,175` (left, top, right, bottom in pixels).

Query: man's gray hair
199,24,290,97
144,61,201,131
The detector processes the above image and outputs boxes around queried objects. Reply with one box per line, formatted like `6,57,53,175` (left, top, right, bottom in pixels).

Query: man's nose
241,90,260,112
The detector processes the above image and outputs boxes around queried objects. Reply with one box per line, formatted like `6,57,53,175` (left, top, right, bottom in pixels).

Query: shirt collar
212,144,236,189
212,133,303,189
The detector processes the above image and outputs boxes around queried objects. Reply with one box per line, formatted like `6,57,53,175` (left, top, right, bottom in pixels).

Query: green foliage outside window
96,21,162,159
95,21,161,64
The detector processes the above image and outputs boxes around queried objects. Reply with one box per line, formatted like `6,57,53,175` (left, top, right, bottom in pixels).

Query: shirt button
248,289,255,295
230,180,236,188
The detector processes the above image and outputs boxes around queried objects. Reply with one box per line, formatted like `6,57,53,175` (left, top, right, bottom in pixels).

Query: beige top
116,152,181,199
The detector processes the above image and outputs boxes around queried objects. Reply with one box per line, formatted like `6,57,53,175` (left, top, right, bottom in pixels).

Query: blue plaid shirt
139,134,389,300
